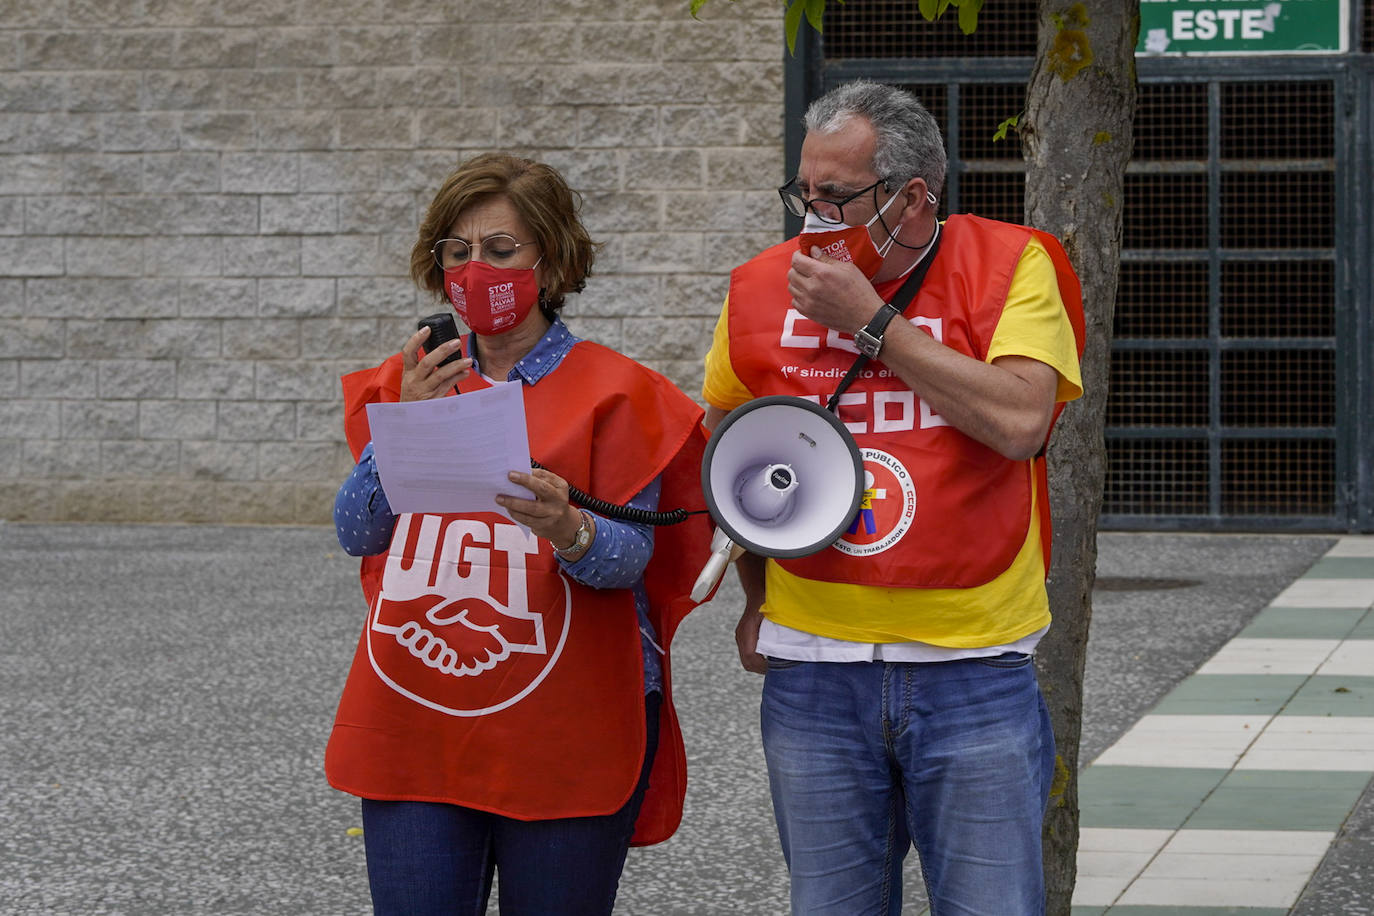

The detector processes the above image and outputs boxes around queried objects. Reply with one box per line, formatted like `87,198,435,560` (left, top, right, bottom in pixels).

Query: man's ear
894,177,930,224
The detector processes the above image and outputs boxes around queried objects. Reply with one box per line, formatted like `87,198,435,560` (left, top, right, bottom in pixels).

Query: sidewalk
0,522,1366,914
1074,536,1374,915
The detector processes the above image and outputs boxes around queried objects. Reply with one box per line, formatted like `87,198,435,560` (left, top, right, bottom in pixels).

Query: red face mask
796,223,886,278
443,262,540,335
795,188,903,279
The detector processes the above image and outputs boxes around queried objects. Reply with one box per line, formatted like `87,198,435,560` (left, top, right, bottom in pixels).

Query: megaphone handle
690,536,735,603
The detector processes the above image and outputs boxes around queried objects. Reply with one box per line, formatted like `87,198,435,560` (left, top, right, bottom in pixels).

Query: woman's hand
498,468,587,553
399,325,472,402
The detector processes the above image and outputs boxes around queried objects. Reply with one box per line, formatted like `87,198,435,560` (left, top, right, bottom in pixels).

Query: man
702,81,1083,914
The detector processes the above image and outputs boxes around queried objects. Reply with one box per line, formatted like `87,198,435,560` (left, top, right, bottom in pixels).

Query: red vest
327,340,712,846
728,215,1083,588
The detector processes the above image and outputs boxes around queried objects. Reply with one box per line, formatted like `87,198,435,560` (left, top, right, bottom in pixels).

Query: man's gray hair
803,80,947,201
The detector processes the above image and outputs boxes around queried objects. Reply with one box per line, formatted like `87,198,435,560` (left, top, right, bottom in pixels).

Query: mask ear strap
880,182,941,253
868,174,923,247
876,225,903,259
532,256,554,319
537,286,559,322
869,182,910,252
865,184,903,228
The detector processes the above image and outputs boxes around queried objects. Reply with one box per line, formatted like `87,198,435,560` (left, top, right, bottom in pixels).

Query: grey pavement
0,521,1366,915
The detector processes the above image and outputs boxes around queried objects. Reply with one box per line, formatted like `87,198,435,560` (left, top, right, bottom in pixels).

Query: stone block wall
0,0,785,524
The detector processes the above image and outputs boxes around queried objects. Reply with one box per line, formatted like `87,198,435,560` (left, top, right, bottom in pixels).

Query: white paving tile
1260,716,1374,747
1120,829,1334,907
1163,829,1334,856
1094,715,1268,768
1077,848,1159,878
1316,640,1374,677
1237,748,1374,770
1076,834,1167,877
1093,747,1236,769
1196,638,1340,675
1268,716,1374,736
1071,829,1173,905
1326,537,1374,558
1119,876,1308,908
1078,827,1175,852
1271,578,1374,608
1144,851,1322,880
1070,874,1134,907
1232,716,1374,769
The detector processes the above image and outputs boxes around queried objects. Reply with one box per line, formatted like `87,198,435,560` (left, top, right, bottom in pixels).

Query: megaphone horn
700,395,864,560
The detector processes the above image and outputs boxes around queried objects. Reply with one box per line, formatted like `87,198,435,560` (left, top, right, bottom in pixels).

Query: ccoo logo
833,448,917,557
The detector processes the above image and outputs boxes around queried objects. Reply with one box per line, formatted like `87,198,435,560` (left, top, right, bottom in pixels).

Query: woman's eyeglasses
431,235,539,269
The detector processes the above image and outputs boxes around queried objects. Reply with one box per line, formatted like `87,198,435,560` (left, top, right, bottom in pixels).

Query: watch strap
854,303,902,359
555,509,593,557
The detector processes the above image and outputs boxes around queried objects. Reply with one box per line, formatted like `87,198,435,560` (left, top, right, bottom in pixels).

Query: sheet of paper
365,382,533,521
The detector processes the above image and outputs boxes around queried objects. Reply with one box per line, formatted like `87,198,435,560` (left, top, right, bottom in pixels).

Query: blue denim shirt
333,318,664,694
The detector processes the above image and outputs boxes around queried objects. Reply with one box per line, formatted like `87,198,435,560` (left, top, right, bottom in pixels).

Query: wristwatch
854,303,902,359
555,509,593,557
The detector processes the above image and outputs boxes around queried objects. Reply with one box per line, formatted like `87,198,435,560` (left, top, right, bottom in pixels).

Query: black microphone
416,313,464,366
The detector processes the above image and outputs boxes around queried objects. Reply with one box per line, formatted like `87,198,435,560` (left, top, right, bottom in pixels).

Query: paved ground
0,521,1367,915
1075,537,1374,915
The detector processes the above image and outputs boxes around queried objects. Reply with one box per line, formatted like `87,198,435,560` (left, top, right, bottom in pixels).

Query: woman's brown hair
410,153,598,315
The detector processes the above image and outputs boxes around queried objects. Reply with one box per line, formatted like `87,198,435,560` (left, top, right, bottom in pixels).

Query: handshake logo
367,513,571,717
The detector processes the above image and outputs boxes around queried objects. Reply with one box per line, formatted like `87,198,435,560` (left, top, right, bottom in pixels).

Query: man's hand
787,246,1064,461
735,604,767,675
705,408,771,676
787,247,884,335
732,552,769,675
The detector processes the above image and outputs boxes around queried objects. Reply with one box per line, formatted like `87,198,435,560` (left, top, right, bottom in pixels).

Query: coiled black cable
530,460,706,527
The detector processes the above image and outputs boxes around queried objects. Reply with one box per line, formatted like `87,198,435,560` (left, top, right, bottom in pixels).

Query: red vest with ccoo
726,214,1083,588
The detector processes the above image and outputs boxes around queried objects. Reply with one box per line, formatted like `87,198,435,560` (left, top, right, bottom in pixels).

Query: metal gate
786,0,1374,531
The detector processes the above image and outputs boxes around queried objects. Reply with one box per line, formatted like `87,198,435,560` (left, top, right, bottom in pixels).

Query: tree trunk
1022,3,1138,914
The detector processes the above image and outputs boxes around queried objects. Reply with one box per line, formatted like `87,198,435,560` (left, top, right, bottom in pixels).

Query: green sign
1136,0,1348,55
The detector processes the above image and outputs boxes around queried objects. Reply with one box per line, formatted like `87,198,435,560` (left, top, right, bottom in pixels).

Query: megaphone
691,396,864,601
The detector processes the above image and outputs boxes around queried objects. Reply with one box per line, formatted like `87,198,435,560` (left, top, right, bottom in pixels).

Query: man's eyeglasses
778,177,889,225
431,235,539,270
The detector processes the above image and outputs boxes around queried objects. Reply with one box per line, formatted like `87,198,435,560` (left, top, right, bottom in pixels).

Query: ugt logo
366,513,571,717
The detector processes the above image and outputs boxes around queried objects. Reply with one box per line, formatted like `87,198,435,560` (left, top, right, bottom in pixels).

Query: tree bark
1022,3,1138,915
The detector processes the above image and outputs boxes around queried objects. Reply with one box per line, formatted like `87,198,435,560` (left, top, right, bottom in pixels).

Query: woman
327,153,711,915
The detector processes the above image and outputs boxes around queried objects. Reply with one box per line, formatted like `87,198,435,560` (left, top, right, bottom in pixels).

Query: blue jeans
360,693,661,916
760,656,1055,916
